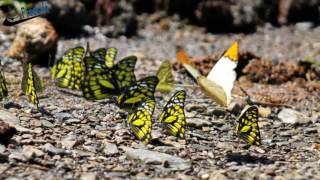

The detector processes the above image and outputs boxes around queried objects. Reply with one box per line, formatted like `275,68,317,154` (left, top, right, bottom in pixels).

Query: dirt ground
0,16,319,179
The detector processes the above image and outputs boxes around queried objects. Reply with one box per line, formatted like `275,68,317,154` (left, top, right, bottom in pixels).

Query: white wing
207,42,238,105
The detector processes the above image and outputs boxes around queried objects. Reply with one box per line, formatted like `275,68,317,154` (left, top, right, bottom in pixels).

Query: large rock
7,17,58,66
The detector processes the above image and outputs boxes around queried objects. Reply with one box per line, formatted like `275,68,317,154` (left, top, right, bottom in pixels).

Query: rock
278,108,310,124
304,127,318,134
0,120,17,145
65,118,81,124
80,173,98,180
7,17,57,66
185,104,207,112
209,170,227,180
295,22,314,30
61,135,78,149
41,120,54,128
44,143,65,155
54,112,73,120
0,144,5,154
0,110,20,125
187,118,212,128
22,146,44,160
123,147,191,170
103,143,119,156
9,151,27,162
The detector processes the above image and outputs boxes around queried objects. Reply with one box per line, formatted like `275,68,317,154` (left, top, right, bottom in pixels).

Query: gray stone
0,144,5,154
44,143,65,155
123,147,191,170
41,120,54,128
61,135,78,149
278,108,310,124
80,173,98,180
0,110,20,125
103,143,119,156
9,151,27,162
22,145,44,160
295,22,314,31
54,112,73,120
65,118,81,124
187,118,212,128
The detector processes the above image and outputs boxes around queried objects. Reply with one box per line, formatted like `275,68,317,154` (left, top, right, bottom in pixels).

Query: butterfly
0,69,8,101
51,46,85,90
177,42,238,107
116,76,159,109
21,63,43,109
127,98,155,144
82,55,137,100
235,105,261,146
205,41,238,106
159,90,186,139
156,60,174,93
90,47,117,68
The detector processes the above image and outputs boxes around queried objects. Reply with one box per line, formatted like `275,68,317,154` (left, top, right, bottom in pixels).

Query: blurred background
1,0,319,36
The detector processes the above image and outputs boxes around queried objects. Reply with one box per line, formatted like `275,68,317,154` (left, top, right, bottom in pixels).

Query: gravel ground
0,17,319,179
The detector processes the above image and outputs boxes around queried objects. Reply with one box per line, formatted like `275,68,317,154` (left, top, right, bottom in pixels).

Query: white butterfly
177,42,239,107
205,41,238,106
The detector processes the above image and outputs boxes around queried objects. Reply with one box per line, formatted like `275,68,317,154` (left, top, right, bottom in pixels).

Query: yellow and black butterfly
0,69,8,101
22,63,43,109
159,90,186,139
156,60,174,93
51,46,85,90
127,98,155,144
116,76,159,109
82,55,137,100
235,105,261,146
90,47,117,68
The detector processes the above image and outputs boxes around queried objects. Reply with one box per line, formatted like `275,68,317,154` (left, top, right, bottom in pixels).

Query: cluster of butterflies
51,46,186,144
0,41,262,146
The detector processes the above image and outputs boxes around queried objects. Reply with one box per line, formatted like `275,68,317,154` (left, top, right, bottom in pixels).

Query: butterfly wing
82,56,118,100
127,98,155,144
235,106,261,146
159,90,186,139
0,70,8,100
53,47,85,90
117,76,159,109
206,42,238,105
113,56,137,91
105,47,117,68
156,60,174,93
22,63,40,109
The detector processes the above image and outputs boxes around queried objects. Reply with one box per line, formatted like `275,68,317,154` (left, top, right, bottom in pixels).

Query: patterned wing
0,70,8,100
53,47,85,90
105,47,117,68
159,90,186,139
235,106,261,146
127,98,155,144
113,56,137,91
90,48,107,64
22,63,40,109
82,56,118,100
117,76,159,109
156,60,174,93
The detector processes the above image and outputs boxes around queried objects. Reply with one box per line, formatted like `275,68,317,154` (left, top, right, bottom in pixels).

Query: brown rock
0,120,16,145
7,17,58,66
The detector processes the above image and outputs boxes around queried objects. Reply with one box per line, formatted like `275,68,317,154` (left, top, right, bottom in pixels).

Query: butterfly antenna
239,86,253,105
